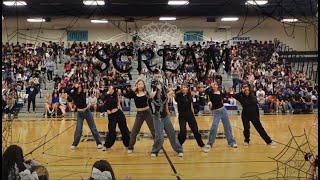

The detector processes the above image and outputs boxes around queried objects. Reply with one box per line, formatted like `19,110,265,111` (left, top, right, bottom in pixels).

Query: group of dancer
68,76,275,157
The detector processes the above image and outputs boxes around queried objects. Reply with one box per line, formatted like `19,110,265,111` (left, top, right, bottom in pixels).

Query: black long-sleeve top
104,92,118,110
67,88,87,109
123,89,149,108
234,92,259,115
175,91,193,113
205,88,224,110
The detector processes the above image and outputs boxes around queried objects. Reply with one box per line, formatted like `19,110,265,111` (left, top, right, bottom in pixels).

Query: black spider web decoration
241,117,318,180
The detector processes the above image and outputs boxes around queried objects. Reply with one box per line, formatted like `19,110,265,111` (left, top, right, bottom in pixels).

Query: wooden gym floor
2,113,318,180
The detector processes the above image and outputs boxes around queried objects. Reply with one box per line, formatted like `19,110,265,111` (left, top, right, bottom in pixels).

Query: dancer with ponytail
102,85,130,151
123,79,155,154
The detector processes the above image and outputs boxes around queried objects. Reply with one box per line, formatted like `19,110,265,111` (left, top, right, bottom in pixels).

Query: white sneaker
268,141,276,146
178,153,184,157
203,145,211,153
159,149,163,154
102,147,110,151
231,143,238,148
70,145,77,150
97,144,103,149
243,142,249,146
151,153,157,157
127,149,133,154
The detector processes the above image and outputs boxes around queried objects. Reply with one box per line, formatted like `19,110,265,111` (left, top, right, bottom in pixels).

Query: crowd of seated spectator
2,41,65,118
2,39,317,118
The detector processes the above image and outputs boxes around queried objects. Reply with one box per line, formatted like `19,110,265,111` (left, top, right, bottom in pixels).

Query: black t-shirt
205,88,224,110
175,91,192,113
123,89,149,108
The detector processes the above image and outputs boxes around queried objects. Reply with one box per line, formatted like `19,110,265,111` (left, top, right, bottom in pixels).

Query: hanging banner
231,36,250,44
67,31,88,41
184,31,203,42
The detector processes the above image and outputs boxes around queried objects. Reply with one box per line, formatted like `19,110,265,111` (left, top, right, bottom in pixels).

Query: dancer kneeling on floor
150,81,184,157
102,85,130,151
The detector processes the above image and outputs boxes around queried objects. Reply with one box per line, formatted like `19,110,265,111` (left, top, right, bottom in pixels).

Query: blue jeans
151,113,183,154
207,107,236,146
72,109,102,146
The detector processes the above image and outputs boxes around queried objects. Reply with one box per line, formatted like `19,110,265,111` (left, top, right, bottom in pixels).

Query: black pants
241,111,272,144
28,98,36,112
178,112,205,147
47,70,53,81
104,110,130,148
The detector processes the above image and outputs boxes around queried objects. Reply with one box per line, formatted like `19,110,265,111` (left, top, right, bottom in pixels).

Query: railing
278,42,318,83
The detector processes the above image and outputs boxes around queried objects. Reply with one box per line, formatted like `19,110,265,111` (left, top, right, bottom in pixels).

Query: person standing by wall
26,82,38,113
45,56,55,82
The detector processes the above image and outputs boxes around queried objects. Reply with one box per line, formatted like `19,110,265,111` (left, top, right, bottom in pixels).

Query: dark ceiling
2,0,317,18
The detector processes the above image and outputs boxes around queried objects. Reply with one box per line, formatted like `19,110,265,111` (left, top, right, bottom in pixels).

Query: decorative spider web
138,22,183,44
241,117,318,180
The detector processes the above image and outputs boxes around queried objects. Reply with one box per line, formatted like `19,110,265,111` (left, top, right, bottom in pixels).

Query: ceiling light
3,1,27,6
91,19,109,23
245,0,268,5
159,17,176,21
168,0,189,5
281,18,298,22
221,17,239,22
27,18,45,22
83,0,105,6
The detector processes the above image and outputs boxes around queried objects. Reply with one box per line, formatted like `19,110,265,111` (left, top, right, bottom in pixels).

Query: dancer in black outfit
174,84,206,151
68,83,103,150
102,85,130,150
234,84,276,146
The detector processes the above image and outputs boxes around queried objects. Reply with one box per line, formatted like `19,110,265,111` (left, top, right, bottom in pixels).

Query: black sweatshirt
26,86,39,99
175,91,193,113
234,92,259,115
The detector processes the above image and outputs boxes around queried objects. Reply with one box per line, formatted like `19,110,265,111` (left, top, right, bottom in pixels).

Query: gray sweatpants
151,113,183,154
128,109,155,150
